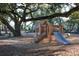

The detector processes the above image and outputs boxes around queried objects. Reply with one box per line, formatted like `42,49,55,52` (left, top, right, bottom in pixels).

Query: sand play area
0,34,79,56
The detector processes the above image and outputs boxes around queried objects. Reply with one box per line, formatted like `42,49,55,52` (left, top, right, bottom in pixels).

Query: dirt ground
0,34,79,56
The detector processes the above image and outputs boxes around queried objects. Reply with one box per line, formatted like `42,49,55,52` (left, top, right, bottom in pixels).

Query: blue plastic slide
53,32,71,45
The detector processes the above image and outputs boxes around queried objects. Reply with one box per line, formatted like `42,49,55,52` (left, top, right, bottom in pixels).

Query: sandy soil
0,35,79,56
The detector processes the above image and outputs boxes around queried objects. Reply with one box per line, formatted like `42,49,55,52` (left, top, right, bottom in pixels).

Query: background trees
67,11,79,33
0,3,79,37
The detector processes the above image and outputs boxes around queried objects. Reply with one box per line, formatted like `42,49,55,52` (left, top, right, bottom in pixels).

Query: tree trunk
0,28,1,35
4,26,8,34
77,24,79,34
2,21,21,37
6,24,21,37
13,30,21,37
14,22,21,37
0,16,22,37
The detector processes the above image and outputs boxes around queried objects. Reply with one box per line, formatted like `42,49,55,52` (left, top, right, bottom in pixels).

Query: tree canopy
0,3,79,36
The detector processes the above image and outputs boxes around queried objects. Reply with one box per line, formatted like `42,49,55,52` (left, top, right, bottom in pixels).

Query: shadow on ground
0,44,67,56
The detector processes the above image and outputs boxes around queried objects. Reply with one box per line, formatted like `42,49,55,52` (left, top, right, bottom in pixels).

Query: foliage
0,3,78,36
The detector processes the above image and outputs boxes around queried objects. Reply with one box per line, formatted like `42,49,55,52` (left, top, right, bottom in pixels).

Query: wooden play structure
34,20,64,43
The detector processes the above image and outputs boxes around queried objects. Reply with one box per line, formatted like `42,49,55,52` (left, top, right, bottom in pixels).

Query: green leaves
69,11,79,24
70,11,79,19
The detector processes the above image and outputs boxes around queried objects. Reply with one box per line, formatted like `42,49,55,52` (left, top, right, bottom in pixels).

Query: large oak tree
0,3,79,37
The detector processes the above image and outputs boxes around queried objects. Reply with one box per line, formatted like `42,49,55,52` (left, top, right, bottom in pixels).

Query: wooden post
35,20,49,43
60,25,64,34
47,24,52,42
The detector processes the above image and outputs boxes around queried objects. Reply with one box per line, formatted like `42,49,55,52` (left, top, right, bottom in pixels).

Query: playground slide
53,32,71,45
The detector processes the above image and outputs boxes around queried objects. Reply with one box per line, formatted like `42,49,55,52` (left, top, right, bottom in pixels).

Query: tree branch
10,11,22,18
23,6,79,22
0,15,15,33
0,9,22,19
25,8,39,16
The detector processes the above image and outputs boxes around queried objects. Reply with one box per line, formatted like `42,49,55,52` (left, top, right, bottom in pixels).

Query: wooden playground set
33,20,69,45
0,20,79,56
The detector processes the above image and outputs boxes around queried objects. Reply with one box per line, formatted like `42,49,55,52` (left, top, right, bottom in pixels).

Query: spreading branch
23,6,79,22
0,15,15,33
